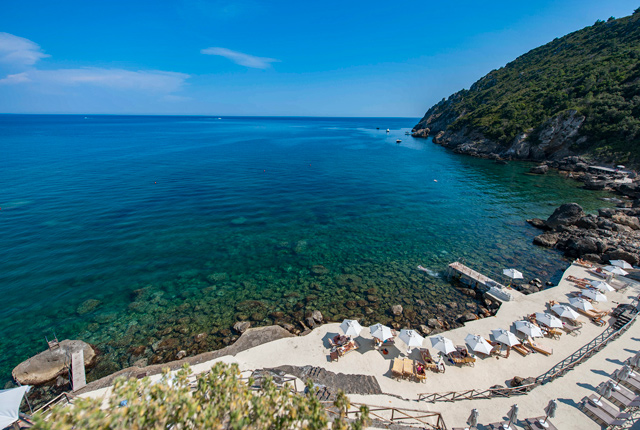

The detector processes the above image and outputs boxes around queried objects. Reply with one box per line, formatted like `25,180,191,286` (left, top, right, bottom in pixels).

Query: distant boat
405,131,410,135
396,139,402,143
386,129,390,133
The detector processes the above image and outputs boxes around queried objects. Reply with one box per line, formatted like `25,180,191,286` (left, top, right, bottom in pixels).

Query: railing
418,383,537,402
33,392,74,415
324,402,447,430
418,309,638,403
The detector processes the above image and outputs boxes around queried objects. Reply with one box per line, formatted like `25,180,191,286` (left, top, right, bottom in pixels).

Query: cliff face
413,11,640,164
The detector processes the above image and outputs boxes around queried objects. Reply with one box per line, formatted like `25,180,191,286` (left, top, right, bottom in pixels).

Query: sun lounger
608,386,640,409
621,375,640,394
561,321,582,336
337,340,359,356
391,358,403,380
525,336,553,356
402,358,414,379
545,328,563,340
581,397,628,427
512,343,532,356
419,348,441,372
588,268,609,279
524,416,558,430
574,259,593,268
574,307,607,320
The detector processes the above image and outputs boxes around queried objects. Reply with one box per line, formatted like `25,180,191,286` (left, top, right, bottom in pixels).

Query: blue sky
0,0,637,116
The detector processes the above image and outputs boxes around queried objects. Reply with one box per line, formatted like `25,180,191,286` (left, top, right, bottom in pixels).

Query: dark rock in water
583,179,608,190
545,203,584,230
12,340,97,385
391,305,403,316
176,350,187,360
427,318,443,329
305,317,316,329
460,313,477,323
233,321,251,334
527,218,549,230
533,232,560,247
194,333,207,343
311,310,323,323
345,301,357,310
412,128,430,138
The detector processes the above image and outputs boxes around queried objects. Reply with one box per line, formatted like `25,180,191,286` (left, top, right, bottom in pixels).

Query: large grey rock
529,164,548,174
533,232,560,248
545,203,585,230
12,340,96,385
233,321,251,334
391,305,403,316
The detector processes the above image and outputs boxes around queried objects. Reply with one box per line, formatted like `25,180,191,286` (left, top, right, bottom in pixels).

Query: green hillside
414,9,640,164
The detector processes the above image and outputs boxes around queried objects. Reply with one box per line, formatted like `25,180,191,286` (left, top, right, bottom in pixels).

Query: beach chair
573,259,593,268
512,343,532,356
419,348,440,372
581,398,627,428
391,359,403,380
525,336,553,356
402,358,415,380
414,362,427,383
545,328,563,340
561,321,582,336
582,396,632,425
588,268,609,279
524,416,558,430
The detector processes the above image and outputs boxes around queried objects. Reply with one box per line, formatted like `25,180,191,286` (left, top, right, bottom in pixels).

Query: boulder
309,265,329,276
233,321,251,334
533,232,560,248
12,340,97,385
545,203,585,229
529,164,549,174
391,305,403,316
311,310,323,323
603,250,639,266
527,218,549,230
412,128,430,138
612,214,640,230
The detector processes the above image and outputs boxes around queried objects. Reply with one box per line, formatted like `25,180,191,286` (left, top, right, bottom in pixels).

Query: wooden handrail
323,401,447,430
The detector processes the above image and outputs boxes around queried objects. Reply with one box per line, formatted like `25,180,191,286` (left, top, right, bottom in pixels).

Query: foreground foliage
419,8,640,163
33,363,369,429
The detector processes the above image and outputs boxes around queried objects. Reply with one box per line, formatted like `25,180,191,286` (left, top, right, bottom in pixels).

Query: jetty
446,261,518,302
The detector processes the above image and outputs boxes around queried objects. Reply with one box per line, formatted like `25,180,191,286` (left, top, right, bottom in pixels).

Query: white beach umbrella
491,329,520,347
515,320,543,338
590,280,615,292
399,329,424,354
581,288,607,302
569,297,595,312
0,385,31,429
369,323,393,342
604,265,629,276
503,268,523,280
464,334,493,356
551,304,580,320
535,312,563,329
610,260,633,270
430,335,456,355
467,408,479,429
340,319,363,337
505,404,519,430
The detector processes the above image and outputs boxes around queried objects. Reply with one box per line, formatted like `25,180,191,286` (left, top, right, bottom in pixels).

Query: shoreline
77,260,640,429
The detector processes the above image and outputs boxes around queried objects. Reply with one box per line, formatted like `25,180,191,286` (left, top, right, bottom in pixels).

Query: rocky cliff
413,10,640,165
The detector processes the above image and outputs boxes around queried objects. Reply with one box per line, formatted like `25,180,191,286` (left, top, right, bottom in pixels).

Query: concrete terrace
80,262,640,429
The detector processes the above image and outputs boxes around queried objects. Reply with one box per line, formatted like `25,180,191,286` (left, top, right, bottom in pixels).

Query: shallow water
0,115,611,383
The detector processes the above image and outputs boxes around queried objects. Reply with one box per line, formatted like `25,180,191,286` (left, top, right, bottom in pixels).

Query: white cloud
0,68,189,93
201,47,278,69
0,32,49,67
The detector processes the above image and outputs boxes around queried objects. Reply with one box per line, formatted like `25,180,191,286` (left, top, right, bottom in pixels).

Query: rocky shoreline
528,202,640,266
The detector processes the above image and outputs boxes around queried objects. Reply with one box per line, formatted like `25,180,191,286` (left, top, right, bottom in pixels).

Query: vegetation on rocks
33,362,369,430
414,9,640,163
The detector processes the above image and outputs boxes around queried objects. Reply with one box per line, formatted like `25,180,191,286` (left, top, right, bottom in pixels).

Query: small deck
71,350,86,391
447,262,519,302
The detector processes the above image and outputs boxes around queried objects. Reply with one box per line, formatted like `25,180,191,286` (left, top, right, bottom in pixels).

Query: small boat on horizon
396,139,402,143
386,129,390,133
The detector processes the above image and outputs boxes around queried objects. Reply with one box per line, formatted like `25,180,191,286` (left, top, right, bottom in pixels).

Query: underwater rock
77,299,101,315
310,265,329,276
230,217,247,225
176,350,187,360
311,310,323,323
391,305,403,316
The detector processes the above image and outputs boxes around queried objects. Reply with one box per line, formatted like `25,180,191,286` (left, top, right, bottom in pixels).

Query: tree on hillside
32,363,370,430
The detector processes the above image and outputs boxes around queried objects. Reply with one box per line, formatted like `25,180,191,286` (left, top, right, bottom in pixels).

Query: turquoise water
0,115,611,384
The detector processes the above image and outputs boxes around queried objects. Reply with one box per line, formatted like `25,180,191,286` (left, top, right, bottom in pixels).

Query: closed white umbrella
539,399,557,427
465,334,493,356
0,385,31,429
535,312,563,329
340,319,363,337
569,297,595,312
590,280,615,292
604,265,629,276
611,260,633,269
593,381,616,406
467,408,479,429
581,288,607,302
369,323,393,342
505,404,519,430
551,304,580,320
491,329,520,347
399,329,424,354
430,335,456,355
503,268,523,279
515,320,543,338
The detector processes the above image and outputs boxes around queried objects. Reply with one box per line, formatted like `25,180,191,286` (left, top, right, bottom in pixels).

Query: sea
0,114,612,386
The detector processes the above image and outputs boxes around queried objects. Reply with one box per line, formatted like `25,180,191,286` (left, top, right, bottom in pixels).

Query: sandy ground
81,262,640,429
